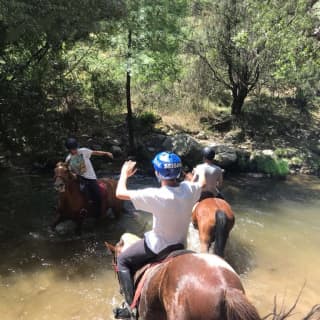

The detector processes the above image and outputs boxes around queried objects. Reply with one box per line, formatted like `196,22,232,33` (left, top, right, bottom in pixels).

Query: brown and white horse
192,197,235,256
53,162,123,234
106,233,260,320
185,172,235,256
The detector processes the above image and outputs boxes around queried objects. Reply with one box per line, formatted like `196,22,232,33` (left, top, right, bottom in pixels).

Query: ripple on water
0,172,319,319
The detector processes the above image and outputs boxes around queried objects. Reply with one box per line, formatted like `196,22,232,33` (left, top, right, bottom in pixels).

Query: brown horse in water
185,172,235,256
192,197,235,256
106,233,260,320
53,162,123,234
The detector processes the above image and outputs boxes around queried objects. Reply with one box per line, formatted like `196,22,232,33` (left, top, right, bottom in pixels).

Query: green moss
255,155,289,177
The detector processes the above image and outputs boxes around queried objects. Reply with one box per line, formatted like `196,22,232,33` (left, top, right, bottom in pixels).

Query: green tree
108,0,188,152
0,0,123,155
191,0,319,116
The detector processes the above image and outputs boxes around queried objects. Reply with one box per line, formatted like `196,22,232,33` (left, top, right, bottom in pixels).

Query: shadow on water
0,170,152,282
1,171,319,280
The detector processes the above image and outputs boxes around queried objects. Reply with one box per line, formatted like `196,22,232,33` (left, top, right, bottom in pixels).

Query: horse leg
191,210,198,229
113,200,123,219
214,210,229,257
199,228,212,253
51,212,64,231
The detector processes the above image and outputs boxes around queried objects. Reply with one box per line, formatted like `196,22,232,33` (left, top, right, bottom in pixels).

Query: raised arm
197,167,206,188
116,160,137,200
92,150,114,159
217,170,223,188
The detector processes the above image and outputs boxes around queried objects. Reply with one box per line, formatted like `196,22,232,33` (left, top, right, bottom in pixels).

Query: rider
192,146,224,201
65,137,113,217
114,152,206,319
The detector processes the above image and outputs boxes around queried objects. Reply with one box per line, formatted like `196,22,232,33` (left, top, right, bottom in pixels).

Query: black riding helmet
202,146,215,161
65,137,78,150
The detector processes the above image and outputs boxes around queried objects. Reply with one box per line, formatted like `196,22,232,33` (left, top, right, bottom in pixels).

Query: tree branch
197,51,233,90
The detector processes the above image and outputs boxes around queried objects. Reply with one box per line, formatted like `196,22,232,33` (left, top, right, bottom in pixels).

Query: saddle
130,249,194,310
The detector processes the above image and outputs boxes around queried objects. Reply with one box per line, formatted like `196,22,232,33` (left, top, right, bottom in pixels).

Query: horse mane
56,161,68,168
222,288,261,320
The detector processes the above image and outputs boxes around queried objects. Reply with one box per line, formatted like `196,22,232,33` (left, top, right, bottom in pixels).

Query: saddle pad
98,181,107,191
130,250,194,310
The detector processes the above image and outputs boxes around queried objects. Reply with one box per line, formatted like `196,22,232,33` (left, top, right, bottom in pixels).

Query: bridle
111,249,119,274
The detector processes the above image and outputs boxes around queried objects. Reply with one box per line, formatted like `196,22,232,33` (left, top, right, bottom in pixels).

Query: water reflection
0,171,319,319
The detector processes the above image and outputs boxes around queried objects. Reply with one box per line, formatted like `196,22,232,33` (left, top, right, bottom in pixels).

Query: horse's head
105,239,124,269
105,233,141,268
54,162,72,193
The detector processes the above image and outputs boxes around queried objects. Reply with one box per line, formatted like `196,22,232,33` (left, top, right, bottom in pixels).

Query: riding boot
114,270,134,319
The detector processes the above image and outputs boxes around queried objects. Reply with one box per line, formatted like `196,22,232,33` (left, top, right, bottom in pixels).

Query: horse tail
214,210,228,257
223,288,261,320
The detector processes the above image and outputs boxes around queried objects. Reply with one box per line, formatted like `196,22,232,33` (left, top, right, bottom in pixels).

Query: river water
0,170,319,319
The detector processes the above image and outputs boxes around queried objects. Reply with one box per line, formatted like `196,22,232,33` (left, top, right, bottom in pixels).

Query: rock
247,173,265,178
195,131,208,140
111,145,123,155
262,149,274,157
223,129,244,143
147,134,167,148
162,136,174,150
162,133,203,167
310,144,320,156
213,145,238,168
112,139,121,146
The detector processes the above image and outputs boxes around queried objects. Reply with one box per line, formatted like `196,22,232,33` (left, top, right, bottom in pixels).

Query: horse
185,172,235,256
105,233,260,320
192,197,235,256
53,162,123,234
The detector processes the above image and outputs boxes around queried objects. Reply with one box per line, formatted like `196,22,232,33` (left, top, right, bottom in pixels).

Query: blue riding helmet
152,152,182,180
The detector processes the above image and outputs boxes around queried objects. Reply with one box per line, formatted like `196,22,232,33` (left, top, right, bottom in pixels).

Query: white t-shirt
131,181,202,254
65,148,97,180
194,163,222,195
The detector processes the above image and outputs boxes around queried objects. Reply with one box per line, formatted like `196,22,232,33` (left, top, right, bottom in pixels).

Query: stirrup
113,302,136,319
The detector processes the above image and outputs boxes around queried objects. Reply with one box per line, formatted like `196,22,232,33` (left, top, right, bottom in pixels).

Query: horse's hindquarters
139,253,248,320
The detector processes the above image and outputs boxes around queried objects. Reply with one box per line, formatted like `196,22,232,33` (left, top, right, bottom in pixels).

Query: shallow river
0,170,319,320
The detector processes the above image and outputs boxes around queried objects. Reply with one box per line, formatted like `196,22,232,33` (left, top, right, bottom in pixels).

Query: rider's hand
121,160,137,178
106,152,114,160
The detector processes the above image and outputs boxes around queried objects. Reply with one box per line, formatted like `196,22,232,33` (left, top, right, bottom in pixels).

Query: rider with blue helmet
113,152,206,319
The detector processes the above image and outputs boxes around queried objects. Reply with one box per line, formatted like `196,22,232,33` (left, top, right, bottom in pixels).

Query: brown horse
106,233,260,320
184,172,235,256
192,197,235,256
53,162,123,234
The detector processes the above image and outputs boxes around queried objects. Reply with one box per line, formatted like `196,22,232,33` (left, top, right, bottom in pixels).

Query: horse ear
56,161,67,168
105,242,116,255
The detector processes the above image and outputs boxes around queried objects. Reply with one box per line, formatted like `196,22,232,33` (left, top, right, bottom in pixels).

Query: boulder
162,133,203,167
195,131,208,140
213,144,238,168
112,139,121,146
111,145,123,156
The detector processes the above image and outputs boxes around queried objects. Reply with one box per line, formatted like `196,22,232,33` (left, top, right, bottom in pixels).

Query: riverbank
1,100,319,178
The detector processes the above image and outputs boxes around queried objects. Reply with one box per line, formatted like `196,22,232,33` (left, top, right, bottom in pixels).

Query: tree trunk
126,29,135,154
231,87,248,116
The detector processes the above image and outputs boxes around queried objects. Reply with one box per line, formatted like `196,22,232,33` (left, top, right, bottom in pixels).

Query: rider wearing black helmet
65,137,114,217
192,146,223,201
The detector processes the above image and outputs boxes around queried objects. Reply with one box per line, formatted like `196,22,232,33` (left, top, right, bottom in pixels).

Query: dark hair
202,147,215,160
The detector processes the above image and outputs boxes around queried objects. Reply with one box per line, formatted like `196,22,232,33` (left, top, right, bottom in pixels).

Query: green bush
135,111,160,133
255,155,289,177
